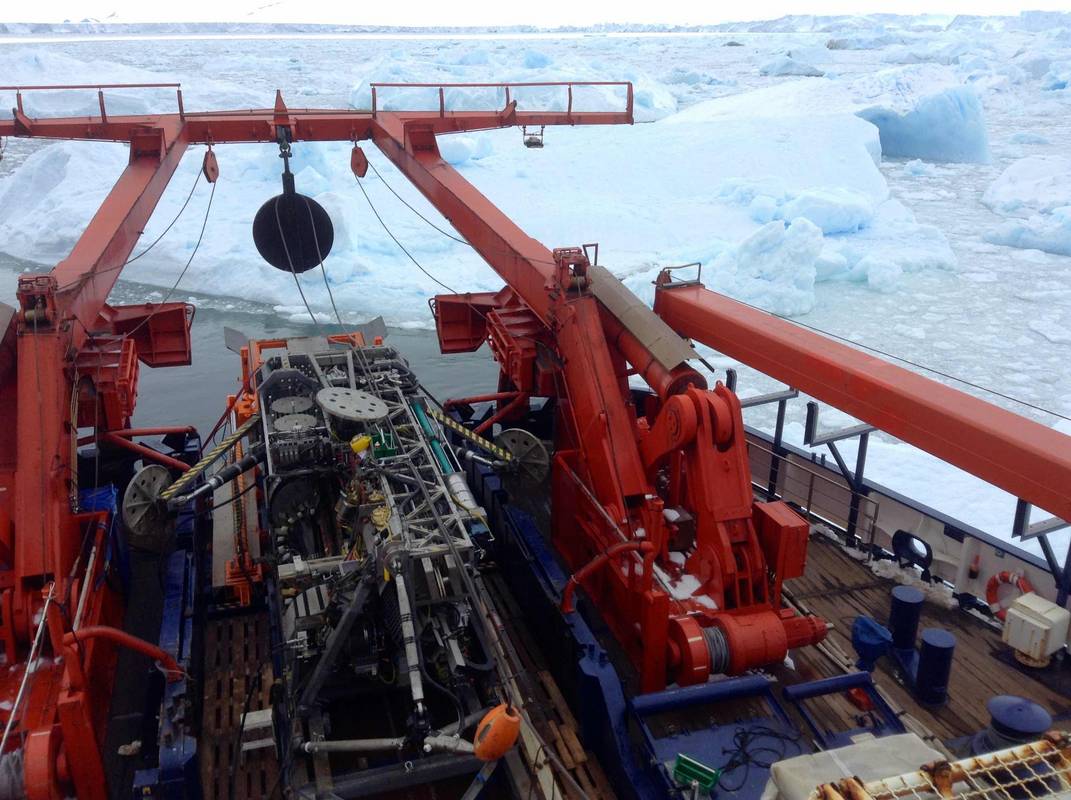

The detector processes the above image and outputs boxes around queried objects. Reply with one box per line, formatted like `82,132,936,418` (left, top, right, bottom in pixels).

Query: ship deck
783,533,1071,749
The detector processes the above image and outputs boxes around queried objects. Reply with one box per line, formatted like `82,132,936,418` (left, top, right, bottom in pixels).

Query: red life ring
985,571,1034,621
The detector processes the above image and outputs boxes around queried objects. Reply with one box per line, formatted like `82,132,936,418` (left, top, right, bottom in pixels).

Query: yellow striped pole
427,408,513,462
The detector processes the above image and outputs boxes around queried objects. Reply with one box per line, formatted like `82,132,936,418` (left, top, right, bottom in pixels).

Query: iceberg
668,64,990,163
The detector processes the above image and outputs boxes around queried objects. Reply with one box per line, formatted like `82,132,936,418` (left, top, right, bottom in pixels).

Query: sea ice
759,56,824,77
983,157,1071,256
1008,131,1052,145
707,219,823,316
1041,60,1071,90
982,156,1071,215
985,207,1071,257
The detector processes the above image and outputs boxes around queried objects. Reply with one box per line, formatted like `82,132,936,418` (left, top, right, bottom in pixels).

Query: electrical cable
197,480,257,516
367,152,1070,425
716,724,800,792
306,196,347,329
273,194,325,336
56,165,203,293
123,178,216,340
354,171,457,294
123,167,203,267
361,158,566,270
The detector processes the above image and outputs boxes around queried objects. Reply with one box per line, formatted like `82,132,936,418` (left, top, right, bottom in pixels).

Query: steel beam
654,284,1071,521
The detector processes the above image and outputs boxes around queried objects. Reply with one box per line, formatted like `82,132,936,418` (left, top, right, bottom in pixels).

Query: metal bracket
1011,499,1070,606
803,401,875,543
803,401,875,447
654,262,703,289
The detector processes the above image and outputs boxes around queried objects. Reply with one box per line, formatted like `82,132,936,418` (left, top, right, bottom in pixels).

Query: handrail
0,82,182,90
368,80,634,120
747,438,881,545
2,82,186,121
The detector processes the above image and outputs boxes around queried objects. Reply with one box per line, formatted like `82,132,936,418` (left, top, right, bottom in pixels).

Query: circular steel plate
122,464,174,553
494,428,550,484
316,388,388,422
273,413,318,432
271,395,314,415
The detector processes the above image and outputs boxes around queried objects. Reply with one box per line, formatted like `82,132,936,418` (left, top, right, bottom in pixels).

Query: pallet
200,613,280,800
483,570,617,800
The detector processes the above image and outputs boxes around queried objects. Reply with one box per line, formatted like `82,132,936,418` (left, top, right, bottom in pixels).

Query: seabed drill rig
0,80,1069,800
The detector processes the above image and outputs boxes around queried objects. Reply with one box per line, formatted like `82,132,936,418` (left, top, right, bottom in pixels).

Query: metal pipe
560,540,655,614
99,432,190,472
600,311,705,399
73,543,97,630
0,583,54,755
303,737,404,754
394,573,426,715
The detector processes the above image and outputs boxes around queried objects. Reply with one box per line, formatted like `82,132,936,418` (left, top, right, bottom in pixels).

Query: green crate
672,753,721,792
371,430,398,458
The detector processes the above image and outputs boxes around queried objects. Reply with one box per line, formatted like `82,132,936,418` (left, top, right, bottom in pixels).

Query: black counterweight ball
253,192,335,273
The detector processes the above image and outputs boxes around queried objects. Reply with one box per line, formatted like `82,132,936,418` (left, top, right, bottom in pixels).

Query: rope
354,171,457,294
273,195,325,335
159,414,261,501
122,177,216,340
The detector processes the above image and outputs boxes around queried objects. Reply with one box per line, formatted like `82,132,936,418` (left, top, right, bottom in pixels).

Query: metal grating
813,733,1071,800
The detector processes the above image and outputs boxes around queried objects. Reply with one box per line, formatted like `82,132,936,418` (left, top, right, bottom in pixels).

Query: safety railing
368,80,634,119
744,424,1070,615
747,437,881,548
0,82,186,121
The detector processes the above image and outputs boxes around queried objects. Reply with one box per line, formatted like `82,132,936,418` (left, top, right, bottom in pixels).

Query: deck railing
0,82,186,121
368,80,634,119
744,425,1070,617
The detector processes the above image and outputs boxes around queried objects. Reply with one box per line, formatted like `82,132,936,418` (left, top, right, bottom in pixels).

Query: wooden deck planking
787,535,1071,743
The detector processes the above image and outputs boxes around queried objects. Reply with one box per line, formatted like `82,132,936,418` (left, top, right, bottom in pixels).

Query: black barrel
915,628,955,705
888,585,924,650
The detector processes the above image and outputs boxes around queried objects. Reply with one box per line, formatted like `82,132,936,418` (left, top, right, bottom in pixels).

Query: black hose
415,623,465,731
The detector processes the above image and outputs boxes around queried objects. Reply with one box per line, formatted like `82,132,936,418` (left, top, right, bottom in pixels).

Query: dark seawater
0,255,499,436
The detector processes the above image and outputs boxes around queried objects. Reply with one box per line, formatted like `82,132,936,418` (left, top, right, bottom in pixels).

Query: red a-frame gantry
1,81,1069,799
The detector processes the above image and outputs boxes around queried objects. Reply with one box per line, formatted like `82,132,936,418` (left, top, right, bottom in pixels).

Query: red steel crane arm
52,118,189,336
370,114,649,509
653,280,1071,522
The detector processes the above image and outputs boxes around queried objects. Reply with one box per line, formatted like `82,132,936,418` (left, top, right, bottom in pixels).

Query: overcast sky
3,0,1069,26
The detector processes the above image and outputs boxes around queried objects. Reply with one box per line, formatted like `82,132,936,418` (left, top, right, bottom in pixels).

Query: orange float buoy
472,703,521,762
985,570,1034,621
